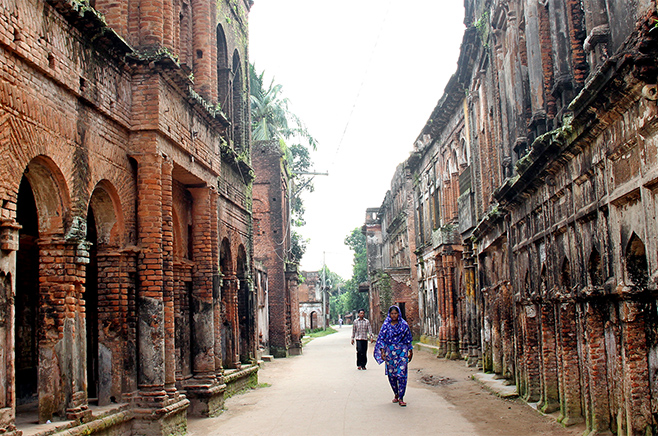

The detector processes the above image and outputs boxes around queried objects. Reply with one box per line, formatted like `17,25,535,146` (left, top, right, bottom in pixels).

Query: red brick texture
0,0,254,432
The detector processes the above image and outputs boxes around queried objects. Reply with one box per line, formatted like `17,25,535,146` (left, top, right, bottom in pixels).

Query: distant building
252,140,302,358
363,161,420,336
298,271,327,331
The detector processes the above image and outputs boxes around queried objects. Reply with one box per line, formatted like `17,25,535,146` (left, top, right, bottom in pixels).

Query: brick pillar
287,266,302,355
0,220,20,434
191,0,214,100
619,300,651,435
557,302,583,426
445,255,459,360
539,302,559,413
161,159,177,398
584,301,611,434
38,238,91,423
137,0,164,49
522,304,541,402
436,255,447,357
221,275,240,368
134,152,167,406
96,250,132,406
188,187,217,379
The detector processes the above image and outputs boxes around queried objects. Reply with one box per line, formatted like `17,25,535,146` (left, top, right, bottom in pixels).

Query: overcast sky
249,1,466,279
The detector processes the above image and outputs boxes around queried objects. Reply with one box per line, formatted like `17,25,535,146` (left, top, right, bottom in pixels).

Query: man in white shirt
351,309,373,370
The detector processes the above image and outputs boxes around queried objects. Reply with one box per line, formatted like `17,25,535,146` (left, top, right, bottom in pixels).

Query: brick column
619,300,651,435
287,265,302,355
521,303,541,402
539,302,559,414
436,255,447,357
191,0,214,100
584,301,611,434
38,238,91,423
188,187,217,379
161,159,177,398
134,152,167,406
137,0,164,49
0,220,20,434
221,275,240,368
557,302,583,426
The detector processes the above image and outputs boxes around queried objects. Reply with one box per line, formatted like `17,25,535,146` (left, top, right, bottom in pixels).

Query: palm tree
249,64,317,149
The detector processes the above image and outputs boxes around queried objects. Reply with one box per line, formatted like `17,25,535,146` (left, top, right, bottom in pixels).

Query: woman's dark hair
389,306,399,314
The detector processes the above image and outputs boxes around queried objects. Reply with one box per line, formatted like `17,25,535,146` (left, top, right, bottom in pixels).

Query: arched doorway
310,311,317,330
220,238,235,368
85,208,99,402
15,176,39,409
237,245,251,363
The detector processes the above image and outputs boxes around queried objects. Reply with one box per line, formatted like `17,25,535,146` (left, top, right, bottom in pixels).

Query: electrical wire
329,0,394,170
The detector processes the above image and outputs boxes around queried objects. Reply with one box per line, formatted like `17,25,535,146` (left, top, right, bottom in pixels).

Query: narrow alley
188,327,584,436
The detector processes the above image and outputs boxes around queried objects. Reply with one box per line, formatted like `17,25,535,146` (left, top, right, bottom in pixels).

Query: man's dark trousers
356,340,368,368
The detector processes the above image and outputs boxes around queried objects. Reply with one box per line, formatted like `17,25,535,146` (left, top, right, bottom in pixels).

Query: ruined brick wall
252,140,301,357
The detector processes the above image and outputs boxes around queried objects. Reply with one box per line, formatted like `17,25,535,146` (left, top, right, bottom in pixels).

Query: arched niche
625,233,648,287
22,156,71,236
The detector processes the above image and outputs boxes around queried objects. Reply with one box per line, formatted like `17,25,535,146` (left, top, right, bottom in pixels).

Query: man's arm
351,321,356,344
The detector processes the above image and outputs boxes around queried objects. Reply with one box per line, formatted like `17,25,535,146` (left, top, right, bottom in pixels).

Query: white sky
249,1,466,279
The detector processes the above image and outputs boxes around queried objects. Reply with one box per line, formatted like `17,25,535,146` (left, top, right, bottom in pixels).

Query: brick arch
625,232,648,287
22,155,71,235
88,180,124,248
231,50,246,152
217,24,230,110
220,237,233,275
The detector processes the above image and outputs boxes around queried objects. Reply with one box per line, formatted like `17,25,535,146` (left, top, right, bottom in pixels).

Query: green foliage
250,63,318,262
329,227,369,320
474,11,490,48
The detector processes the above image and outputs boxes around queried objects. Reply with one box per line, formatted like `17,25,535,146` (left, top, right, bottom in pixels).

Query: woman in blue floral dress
374,305,413,406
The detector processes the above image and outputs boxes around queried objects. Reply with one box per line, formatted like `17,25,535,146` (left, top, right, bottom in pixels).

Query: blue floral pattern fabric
374,305,413,400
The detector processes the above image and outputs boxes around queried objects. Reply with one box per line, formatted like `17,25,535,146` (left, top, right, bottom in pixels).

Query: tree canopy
249,63,317,263
329,227,369,321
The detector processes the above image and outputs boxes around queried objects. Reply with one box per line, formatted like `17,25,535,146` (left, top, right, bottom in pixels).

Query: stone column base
132,398,189,436
184,383,226,418
270,346,289,358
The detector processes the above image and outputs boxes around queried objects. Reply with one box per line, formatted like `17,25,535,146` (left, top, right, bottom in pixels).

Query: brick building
298,271,327,331
0,0,258,433
363,160,420,336
370,0,658,434
252,140,302,358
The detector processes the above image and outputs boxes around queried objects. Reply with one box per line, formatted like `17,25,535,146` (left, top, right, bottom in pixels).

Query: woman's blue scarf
374,305,413,364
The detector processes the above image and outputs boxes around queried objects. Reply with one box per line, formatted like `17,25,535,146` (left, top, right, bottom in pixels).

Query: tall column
134,152,167,407
539,302,559,413
137,0,164,49
437,255,447,357
191,0,214,100
161,159,177,398
287,266,302,355
620,300,651,435
189,187,217,380
0,220,20,434
522,303,541,402
584,301,611,434
445,255,459,360
557,302,583,426
37,238,91,423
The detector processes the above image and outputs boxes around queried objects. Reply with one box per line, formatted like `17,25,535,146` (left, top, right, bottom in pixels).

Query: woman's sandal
398,400,407,407
392,397,399,403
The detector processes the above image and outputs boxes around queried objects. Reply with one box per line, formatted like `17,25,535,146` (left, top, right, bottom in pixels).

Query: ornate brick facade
369,1,658,434
0,0,257,433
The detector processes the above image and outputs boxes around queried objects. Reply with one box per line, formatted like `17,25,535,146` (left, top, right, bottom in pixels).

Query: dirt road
188,326,584,436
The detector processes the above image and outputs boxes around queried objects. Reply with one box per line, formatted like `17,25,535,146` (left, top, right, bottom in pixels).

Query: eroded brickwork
0,0,256,433
369,1,658,433
252,140,302,358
